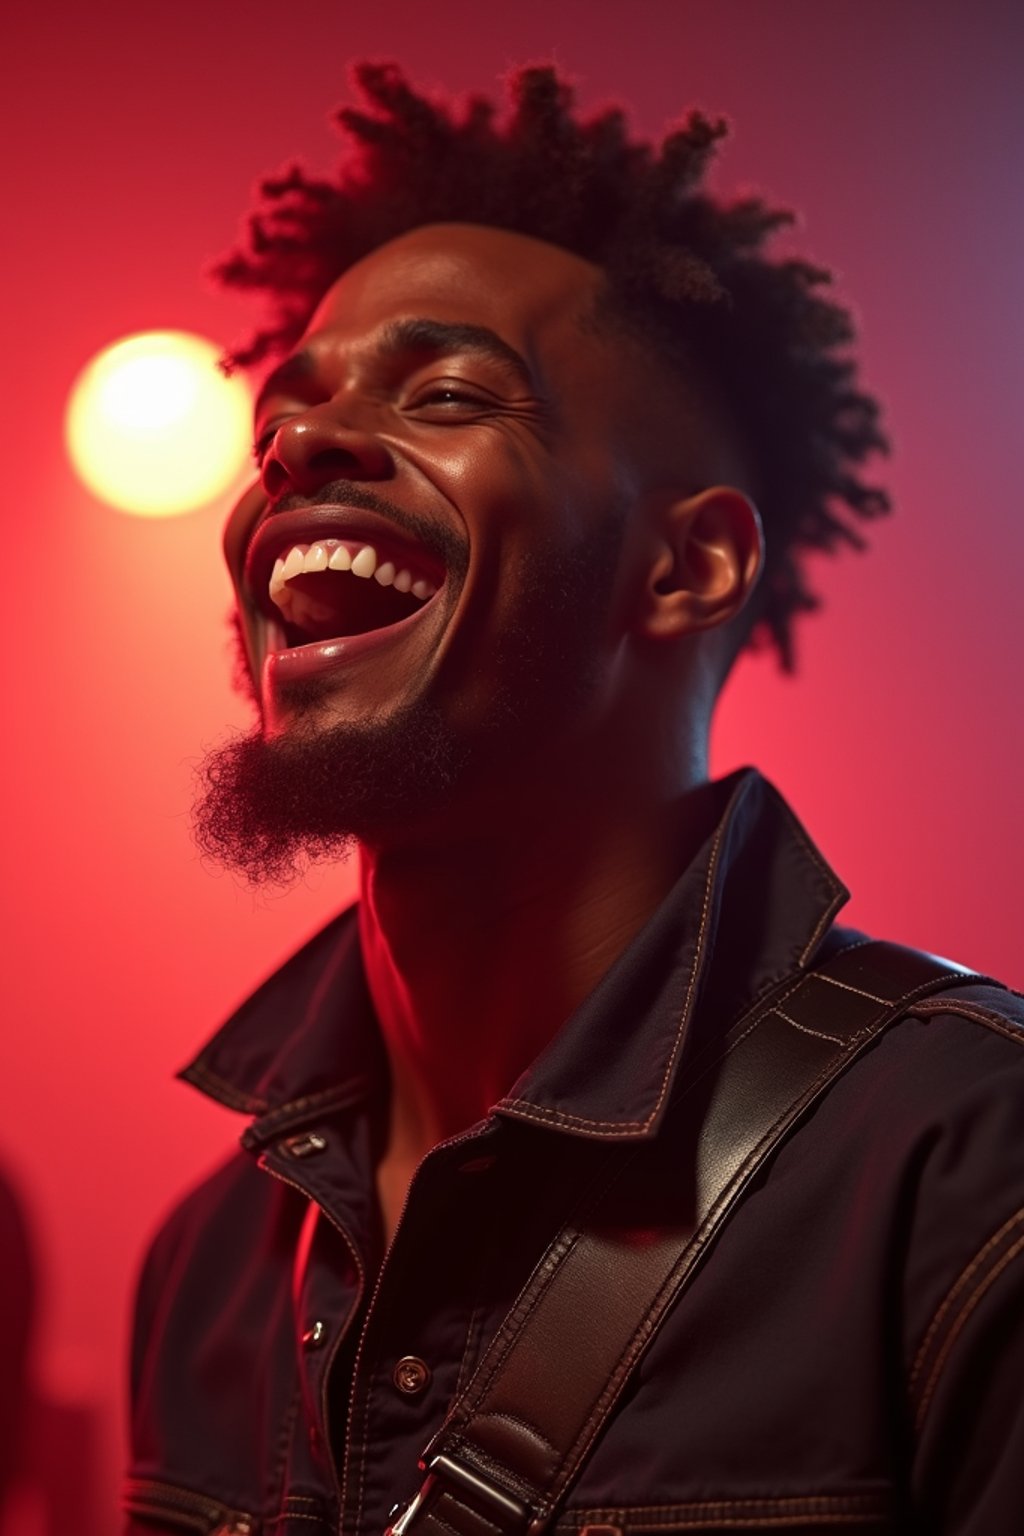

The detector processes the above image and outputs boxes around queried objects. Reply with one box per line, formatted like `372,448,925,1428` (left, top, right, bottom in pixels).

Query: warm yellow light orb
65,331,252,516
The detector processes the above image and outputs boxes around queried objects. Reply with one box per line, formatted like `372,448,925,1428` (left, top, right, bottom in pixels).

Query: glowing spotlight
65,331,252,516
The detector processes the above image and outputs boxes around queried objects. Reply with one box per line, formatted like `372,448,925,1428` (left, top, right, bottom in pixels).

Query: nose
260,407,393,501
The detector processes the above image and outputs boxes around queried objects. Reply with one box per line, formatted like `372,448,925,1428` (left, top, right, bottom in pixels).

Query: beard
191,690,469,888
193,505,627,889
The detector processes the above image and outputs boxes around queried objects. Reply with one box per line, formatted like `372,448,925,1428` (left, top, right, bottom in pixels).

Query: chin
191,692,470,887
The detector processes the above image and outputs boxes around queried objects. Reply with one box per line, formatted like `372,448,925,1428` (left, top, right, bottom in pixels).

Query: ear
635,486,764,642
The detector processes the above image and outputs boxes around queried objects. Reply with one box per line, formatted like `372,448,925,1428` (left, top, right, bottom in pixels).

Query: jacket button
303,1320,327,1348
283,1132,328,1158
393,1355,431,1395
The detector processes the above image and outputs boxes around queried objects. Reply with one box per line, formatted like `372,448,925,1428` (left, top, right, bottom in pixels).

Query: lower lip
262,601,436,685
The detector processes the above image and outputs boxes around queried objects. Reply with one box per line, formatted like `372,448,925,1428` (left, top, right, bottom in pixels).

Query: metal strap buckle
387,1453,532,1536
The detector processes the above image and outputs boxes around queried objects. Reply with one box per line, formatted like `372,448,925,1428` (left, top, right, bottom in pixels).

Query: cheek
428,428,551,512
425,431,579,600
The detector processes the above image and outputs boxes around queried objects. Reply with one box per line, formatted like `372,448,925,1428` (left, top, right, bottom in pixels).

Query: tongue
283,570,424,639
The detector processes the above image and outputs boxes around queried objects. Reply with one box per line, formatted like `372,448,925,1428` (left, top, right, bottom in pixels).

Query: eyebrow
254,317,538,418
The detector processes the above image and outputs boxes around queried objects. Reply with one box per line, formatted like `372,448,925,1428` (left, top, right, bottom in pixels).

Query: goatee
192,697,466,888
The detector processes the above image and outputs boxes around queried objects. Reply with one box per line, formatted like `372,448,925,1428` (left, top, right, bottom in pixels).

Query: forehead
304,223,605,370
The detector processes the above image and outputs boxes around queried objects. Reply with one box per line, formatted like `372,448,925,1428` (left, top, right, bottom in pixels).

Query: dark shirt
126,770,1024,1535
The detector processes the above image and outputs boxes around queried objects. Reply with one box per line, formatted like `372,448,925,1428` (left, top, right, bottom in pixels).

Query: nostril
261,440,390,500
261,457,290,499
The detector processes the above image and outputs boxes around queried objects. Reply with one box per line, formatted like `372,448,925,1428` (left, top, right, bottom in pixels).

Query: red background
4,0,1023,1523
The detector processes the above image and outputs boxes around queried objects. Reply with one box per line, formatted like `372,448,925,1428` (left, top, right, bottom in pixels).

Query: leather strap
387,941,989,1536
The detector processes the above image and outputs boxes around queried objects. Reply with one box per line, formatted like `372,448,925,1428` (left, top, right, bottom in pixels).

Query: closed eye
405,380,498,412
252,384,495,462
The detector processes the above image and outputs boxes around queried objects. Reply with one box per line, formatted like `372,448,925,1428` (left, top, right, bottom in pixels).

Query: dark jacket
126,771,1024,1535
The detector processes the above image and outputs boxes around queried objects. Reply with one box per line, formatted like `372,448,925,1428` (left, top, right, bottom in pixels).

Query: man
127,65,1024,1535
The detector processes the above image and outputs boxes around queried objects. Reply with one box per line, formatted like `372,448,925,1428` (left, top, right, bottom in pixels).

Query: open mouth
266,538,441,647
244,505,451,662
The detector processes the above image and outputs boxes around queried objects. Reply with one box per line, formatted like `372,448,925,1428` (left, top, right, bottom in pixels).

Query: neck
358,761,720,1168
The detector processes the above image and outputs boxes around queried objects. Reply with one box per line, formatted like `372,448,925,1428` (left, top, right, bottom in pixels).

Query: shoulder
136,1150,271,1290
817,947,1024,1182
754,930,1024,1196
808,931,1024,1123
817,956,1024,1419
851,967,1024,1137
875,976,1024,1478
130,1148,303,1408
904,973,1024,1046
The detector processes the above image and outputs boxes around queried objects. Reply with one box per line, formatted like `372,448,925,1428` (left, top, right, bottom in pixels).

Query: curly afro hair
214,62,890,670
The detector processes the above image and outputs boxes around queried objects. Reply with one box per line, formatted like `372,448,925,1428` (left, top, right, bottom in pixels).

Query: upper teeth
269,541,438,613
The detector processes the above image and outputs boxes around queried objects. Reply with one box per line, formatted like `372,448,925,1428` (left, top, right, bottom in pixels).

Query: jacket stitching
907,999,1024,1045
912,1217,1024,1431
269,1382,303,1520
455,1301,485,1400
568,1517,881,1530
497,815,729,1135
777,797,848,968
816,973,889,1005
642,812,729,1131
798,886,848,968
774,1006,847,1046
252,1081,375,1138
337,1176,380,1536
561,1494,889,1517
908,1206,1024,1400
492,1101,649,1134
473,1409,561,1460
670,965,844,1112
122,1473,253,1517
181,1060,268,1114
352,1355,375,1536
123,1475,227,1499
501,956,817,1137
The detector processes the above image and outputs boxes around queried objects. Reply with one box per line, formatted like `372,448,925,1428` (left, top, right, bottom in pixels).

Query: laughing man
126,66,1024,1536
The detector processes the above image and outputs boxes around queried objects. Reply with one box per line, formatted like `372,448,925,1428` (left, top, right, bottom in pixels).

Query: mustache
268,481,470,579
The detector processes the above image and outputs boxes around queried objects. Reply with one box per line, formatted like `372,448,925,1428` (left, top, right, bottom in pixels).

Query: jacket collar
180,769,848,1143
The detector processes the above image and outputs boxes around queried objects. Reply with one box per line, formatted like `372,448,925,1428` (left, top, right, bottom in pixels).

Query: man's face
207,224,695,876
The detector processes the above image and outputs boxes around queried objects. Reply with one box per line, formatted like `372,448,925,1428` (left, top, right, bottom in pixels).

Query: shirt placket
254,1116,380,1522
338,1123,507,1536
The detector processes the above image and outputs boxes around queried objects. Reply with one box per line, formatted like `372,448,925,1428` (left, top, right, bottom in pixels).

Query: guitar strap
386,940,993,1536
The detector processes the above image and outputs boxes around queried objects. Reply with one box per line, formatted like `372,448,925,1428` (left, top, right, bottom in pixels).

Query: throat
359,783,724,1153
281,570,425,640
